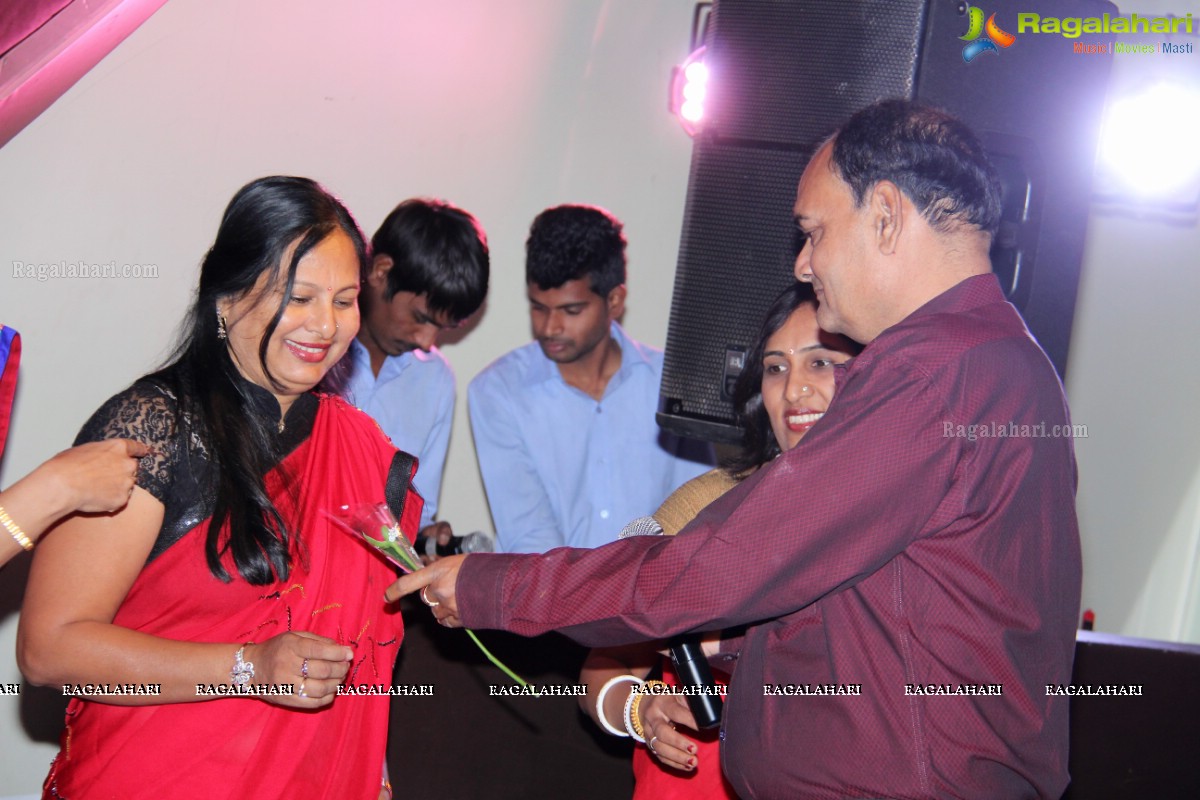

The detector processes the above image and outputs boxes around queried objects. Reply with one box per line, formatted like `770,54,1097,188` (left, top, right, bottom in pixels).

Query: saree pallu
46,397,413,800
0,325,19,458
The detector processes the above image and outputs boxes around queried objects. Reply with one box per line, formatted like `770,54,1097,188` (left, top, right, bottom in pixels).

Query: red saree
46,396,417,800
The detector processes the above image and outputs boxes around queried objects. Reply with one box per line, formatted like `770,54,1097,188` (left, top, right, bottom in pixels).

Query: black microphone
617,515,724,729
669,635,723,729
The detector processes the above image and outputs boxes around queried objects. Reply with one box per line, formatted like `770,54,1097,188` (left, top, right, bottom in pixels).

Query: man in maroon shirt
389,99,1081,800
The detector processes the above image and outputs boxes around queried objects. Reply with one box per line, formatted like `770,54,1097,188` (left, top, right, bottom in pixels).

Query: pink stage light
670,45,708,136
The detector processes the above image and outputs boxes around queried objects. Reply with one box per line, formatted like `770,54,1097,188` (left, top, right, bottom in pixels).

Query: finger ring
300,658,309,678
298,678,308,698
648,735,659,753
421,586,440,608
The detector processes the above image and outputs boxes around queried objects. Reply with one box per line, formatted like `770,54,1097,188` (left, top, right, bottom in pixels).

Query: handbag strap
386,450,417,521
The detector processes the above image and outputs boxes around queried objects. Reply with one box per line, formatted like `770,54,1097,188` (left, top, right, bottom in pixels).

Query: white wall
1071,196,1200,641
1066,0,1200,644
1,0,1198,793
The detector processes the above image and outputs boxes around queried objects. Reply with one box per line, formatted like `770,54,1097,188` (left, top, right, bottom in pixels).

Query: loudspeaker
658,0,1115,443
1063,631,1200,799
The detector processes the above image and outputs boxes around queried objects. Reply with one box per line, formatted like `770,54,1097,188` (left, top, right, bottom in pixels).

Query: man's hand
418,521,454,565
385,554,467,627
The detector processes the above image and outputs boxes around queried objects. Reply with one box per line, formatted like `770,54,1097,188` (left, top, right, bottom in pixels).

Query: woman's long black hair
721,282,860,477
152,176,367,584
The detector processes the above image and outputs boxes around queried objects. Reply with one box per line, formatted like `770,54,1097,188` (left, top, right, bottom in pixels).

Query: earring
217,313,228,341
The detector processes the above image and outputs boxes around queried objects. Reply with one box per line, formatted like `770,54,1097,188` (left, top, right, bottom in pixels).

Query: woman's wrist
231,645,255,687
595,674,642,737
28,458,80,522
0,468,67,547
0,504,34,551
628,680,669,745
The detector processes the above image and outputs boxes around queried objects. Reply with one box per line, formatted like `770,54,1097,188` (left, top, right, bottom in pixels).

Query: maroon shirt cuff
456,552,526,629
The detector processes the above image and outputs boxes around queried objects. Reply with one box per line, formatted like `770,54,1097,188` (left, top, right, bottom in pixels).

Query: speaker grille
660,141,808,439
707,0,926,145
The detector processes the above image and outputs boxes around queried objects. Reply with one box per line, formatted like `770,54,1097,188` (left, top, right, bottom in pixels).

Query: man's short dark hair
525,205,626,297
371,198,489,321
830,99,1002,236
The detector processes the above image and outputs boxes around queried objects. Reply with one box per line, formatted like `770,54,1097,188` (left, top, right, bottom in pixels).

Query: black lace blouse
74,378,317,563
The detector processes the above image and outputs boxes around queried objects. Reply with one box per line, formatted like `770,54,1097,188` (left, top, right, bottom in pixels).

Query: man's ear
871,181,904,255
367,254,394,288
606,284,627,320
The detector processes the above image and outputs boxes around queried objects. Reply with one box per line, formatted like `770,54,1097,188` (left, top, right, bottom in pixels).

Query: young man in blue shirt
468,204,711,553
336,198,489,542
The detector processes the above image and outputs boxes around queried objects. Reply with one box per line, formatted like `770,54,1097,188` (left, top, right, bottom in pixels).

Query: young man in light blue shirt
335,199,488,543
468,205,712,553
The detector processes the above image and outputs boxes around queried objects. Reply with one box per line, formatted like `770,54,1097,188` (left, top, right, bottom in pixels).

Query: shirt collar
838,274,1005,382
348,337,437,375
903,273,1004,321
527,321,652,386
862,274,1005,352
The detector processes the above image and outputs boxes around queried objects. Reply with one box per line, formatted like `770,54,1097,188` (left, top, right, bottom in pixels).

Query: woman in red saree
18,177,418,799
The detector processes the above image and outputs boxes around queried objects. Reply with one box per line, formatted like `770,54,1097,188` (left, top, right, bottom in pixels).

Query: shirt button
595,406,602,414
600,510,610,519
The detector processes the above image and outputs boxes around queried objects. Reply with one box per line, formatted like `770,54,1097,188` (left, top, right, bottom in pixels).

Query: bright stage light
684,60,709,85
1097,82,1200,202
681,100,704,123
670,45,708,136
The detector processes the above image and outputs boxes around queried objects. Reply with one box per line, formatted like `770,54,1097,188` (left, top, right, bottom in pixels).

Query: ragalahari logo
960,5,1016,62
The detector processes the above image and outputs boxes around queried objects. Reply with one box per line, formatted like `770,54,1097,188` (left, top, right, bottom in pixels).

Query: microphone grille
618,515,665,539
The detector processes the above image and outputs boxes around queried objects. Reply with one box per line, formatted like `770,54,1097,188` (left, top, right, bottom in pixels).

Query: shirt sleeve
467,375,565,554
458,355,962,643
413,367,455,529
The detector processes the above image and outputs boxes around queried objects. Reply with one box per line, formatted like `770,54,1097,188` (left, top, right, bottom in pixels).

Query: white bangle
596,675,642,737
623,683,646,743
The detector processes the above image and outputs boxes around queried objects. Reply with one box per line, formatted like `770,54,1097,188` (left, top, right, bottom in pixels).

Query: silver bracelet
596,675,642,737
231,646,255,687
